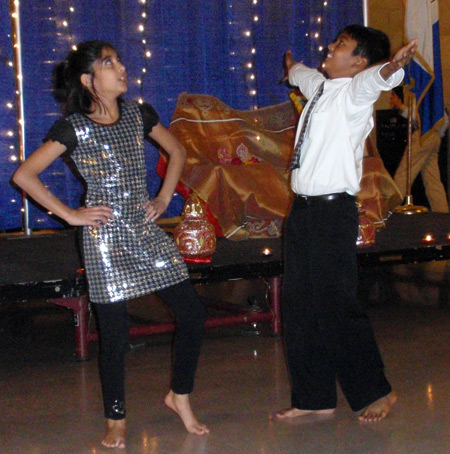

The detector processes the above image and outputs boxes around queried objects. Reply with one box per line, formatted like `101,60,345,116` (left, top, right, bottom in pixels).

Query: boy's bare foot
102,418,126,449
275,407,335,419
358,391,397,422
164,390,209,435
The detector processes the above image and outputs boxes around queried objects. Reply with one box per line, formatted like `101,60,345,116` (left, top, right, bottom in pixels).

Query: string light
135,0,152,103
248,0,261,108
7,0,29,231
1,0,336,230
297,0,328,65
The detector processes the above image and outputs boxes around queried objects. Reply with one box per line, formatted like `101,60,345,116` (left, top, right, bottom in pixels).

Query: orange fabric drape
159,92,402,239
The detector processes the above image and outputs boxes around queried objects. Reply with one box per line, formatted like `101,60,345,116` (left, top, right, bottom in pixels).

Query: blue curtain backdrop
0,0,362,231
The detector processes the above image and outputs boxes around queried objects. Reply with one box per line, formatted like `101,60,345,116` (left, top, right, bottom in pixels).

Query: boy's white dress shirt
289,62,404,196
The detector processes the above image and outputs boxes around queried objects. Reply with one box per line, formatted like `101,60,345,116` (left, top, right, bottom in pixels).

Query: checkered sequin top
47,101,188,303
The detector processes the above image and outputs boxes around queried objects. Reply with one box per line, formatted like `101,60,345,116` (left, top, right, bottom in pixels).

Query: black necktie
290,81,325,171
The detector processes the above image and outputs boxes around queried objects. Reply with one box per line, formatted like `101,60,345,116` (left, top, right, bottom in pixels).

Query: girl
13,40,209,449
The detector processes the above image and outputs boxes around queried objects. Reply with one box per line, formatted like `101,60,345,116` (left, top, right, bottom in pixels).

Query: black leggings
93,279,207,420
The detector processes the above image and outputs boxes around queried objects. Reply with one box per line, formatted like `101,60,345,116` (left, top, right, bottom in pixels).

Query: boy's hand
391,38,419,70
380,39,418,80
280,50,297,84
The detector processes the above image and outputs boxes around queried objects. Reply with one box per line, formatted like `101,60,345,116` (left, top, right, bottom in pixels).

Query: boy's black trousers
282,193,391,412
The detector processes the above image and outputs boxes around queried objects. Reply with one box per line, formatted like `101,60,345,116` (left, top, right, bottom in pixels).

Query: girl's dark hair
52,40,117,115
340,24,391,67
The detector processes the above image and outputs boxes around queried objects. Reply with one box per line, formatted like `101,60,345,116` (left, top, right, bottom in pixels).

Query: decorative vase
173,194,216,262
356,201,376,248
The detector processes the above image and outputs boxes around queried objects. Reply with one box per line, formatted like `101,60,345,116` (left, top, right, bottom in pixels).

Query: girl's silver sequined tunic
57,102,188,303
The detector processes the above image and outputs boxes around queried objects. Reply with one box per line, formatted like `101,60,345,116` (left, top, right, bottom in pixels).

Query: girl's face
89,47,127,100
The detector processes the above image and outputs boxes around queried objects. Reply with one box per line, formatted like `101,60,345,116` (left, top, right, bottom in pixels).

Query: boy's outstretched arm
380,38,419,81
280,50,297,83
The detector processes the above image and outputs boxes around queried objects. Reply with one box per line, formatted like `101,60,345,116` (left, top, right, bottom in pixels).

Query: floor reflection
1,273,450,453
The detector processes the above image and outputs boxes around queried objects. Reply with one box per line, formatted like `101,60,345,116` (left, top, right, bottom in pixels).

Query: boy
276,25,418,422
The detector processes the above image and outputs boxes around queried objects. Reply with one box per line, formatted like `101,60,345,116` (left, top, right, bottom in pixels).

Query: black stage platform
1,212,450,359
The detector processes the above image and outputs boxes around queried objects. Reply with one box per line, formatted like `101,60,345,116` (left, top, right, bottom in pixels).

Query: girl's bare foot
102,418,126,449
275,407,335,419
358,391,397,422
164,390,209,435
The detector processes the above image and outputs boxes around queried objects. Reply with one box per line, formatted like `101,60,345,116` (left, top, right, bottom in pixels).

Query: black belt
294,192,353,204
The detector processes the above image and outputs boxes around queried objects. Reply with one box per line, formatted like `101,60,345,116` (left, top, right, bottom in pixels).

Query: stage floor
1,212,449,359
1,280,450,454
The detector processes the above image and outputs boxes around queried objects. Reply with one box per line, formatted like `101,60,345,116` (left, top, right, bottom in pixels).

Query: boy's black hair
340,24,391,67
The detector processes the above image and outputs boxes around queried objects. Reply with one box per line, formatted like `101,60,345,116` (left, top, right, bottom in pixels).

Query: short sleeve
138,102,160,136
44,118,78,155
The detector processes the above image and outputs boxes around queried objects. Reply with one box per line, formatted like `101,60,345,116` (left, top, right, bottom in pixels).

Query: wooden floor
1,263,450,454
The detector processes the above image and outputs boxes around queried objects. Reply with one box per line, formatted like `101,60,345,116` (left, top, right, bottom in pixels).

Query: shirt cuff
377,63,405,89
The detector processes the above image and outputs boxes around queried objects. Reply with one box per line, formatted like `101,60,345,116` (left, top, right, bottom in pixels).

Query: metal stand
395,93,428,215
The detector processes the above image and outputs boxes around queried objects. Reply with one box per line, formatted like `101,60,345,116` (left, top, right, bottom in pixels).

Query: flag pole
394,92,428,214
363,0,369,26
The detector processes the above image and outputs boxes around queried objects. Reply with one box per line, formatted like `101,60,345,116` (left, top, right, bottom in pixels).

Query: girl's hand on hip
67,205,114,228
144,197,169,222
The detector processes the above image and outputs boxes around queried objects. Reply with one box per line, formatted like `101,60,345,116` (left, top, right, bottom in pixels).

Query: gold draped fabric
164,92,402,239
359,135,403,226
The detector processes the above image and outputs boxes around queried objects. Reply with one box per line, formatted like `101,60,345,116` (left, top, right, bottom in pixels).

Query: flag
404,0,445,139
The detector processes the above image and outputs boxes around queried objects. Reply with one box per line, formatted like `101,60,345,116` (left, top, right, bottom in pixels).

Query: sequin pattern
68,102,188,303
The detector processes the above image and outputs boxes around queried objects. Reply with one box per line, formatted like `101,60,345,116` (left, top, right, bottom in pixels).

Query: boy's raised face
321,33,368,79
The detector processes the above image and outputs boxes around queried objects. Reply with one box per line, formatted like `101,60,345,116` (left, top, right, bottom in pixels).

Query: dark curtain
0,0,362,231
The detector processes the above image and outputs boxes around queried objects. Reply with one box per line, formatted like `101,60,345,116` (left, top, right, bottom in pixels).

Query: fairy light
2,0,337,231
135,0,152,103
306,1,327,64
248,0,261,108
